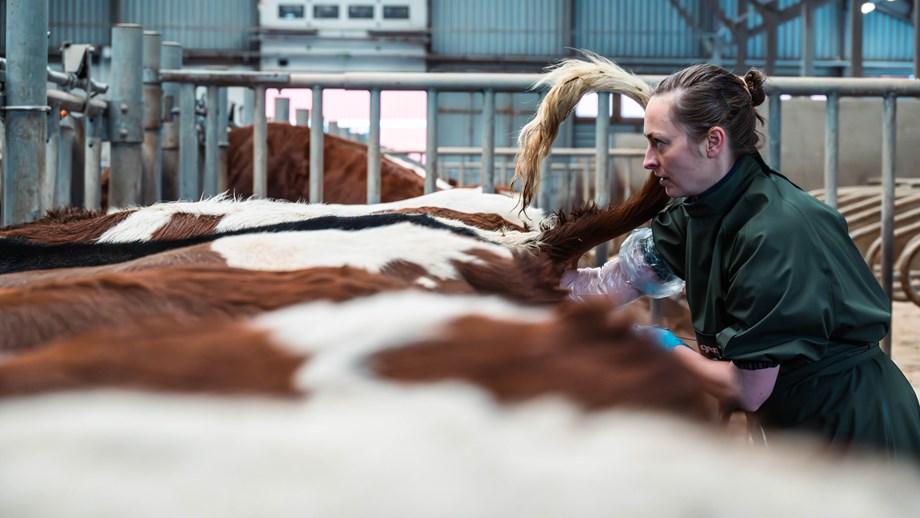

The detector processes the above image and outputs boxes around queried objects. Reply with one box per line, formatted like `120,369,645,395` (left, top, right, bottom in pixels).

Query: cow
0,292,918,517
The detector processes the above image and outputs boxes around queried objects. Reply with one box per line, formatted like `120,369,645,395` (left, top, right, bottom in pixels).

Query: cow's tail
513,51,655,209
537,172,670,268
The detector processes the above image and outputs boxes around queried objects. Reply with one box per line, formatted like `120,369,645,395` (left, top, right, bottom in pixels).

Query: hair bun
742,69,766,107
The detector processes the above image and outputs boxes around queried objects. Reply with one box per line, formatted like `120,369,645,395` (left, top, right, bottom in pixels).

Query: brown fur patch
372,301,715,420
0,264,426,353
379,207,530,233
0,319,307,397
150,213,222,241
227,123,426,204
0,210,134,244
452,249,567,305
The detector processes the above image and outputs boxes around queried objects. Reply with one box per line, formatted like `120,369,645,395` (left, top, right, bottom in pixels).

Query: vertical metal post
108,24,145,210
203,85,220,197
367,88,381,204
217,87,230,193
768,94,782,170
159,41,182,201
539,155,551,209
801,1,815,76
45,103,61,210
880,95,896,356
252,85,268,197
594,92,611,266
273,96,290,123
3,0,49,225
914,0,919,79
480,89,496,194
823,93,839,209
849,0,863,77
295,109,310,126
178,82,199,199
84,115,103,210
142,31,162,204
309,85,324,203
425,88,438,194
55,113,76,208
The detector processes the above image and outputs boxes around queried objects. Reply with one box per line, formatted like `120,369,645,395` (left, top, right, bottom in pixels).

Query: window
278,5,305,19
313,4,340,18
348,5,374,19
382,5,410,19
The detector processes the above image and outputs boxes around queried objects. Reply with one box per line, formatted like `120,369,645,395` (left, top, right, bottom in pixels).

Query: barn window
278,5,305,19
313,4,340,19
383,5,410,19
349,5,374,19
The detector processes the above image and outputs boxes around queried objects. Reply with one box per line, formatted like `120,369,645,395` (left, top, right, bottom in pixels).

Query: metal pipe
55,114,76,208
594,92,611,266
108,23,145,210
45,89,107,115
480,89,496,194
273,96,290,123
46,68,108,95
159,41,183,201
295,109,309,126
178,82,199,199
309,85,324,203
142,31,163,204
367,88,382,204
768,93,782,170
3,0,49,225
252,86,268,197
217,87,229,194
823,93,839,209
203,85,220,197
45,102,61,210
425,88,438,194
880,95,896,356
84,117,102,210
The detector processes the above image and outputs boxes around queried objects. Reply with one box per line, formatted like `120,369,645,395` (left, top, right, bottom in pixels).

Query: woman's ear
706,127,726,158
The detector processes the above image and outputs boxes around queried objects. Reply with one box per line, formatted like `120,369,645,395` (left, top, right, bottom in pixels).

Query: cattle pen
4,7,920,351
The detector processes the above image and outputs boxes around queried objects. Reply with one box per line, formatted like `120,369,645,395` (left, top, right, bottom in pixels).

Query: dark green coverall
651,153,920,461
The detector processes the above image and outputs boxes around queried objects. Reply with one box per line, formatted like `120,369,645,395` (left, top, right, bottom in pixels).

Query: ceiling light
861,2,876,14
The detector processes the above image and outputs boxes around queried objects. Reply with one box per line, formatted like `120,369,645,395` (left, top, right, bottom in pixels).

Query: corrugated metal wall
573,0,702,59
431,0,567,56
49,0,112,49
120,0,255,50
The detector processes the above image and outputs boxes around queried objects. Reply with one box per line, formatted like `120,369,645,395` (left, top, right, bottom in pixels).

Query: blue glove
634,325,690,351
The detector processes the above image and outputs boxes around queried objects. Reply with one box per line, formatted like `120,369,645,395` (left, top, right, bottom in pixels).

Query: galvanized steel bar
108,24,145,210
823,93,839,209
849,1,863,77
84,117,103,210
252,86,268,197
295,109,309,126
159,41,183,201
425,88,438,194
55,114,76,208
203,85,220,197
768,94,782,170
46,89,107,115
800,1,815,77
273,97,290,123
880,95,896,357
915,0,919,80
480,89,496,194
594,93,611,206
367,88,382,204
3,0,49,225
309,85,324,203
142,31,163,204
217,87,230,194
594,92,611,267
45,102,60,210
178,82,199,199
159,70,291,87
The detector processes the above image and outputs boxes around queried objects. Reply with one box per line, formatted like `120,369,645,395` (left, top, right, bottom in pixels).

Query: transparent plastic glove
618,228,685,299
560,257,643,306
633,324,690,351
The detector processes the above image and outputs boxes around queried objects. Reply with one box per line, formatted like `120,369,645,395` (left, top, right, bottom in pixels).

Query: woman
560,62,920,461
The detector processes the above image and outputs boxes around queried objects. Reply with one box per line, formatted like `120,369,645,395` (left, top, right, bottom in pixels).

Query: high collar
682,154,765,218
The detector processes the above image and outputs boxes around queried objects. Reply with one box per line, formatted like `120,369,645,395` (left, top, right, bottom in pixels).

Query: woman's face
642,93,722,198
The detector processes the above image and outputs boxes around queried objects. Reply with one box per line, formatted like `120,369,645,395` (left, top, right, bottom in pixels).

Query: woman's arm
672,347,779,412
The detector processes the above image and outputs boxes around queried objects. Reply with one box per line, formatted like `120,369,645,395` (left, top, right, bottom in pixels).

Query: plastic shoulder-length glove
560,227,685,306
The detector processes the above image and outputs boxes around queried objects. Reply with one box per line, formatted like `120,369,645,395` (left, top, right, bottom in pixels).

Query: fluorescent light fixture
861,2,876,14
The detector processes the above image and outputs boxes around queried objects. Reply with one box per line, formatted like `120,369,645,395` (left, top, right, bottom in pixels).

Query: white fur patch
254,291,551,392
0,389,916,518
210,222,513,278
96,190,548,243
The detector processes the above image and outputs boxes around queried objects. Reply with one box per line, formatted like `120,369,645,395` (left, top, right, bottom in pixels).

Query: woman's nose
643,147,658,170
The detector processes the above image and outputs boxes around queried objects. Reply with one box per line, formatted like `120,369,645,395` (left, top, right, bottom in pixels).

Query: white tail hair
513,51,654,209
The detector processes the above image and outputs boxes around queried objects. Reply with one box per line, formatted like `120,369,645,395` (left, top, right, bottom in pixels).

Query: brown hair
654,64,767,156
